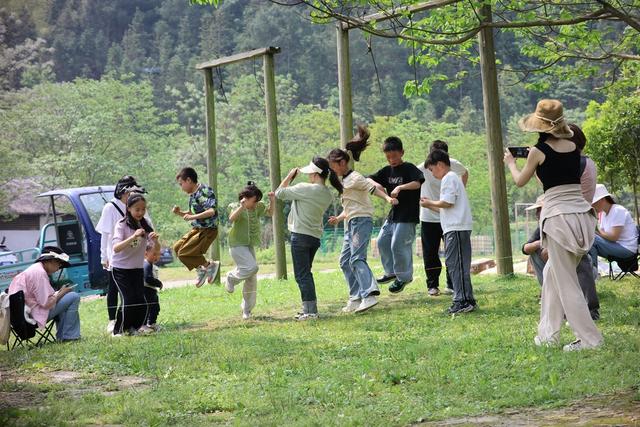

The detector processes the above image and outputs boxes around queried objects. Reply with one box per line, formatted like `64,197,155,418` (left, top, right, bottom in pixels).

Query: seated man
8,246,81,342
523,195,600,320
589,184,638,273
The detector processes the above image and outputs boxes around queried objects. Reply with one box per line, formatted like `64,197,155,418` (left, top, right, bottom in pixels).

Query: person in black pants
143,243,163,330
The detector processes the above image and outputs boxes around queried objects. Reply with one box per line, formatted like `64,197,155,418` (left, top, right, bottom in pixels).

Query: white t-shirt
95,198,126,269
419,158,467,222
439,171,473,234
599,204,638,253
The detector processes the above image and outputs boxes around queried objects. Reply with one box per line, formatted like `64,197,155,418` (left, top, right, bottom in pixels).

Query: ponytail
345,124,370,161
311,156,343,194
124,193,154,233
328,170,343,194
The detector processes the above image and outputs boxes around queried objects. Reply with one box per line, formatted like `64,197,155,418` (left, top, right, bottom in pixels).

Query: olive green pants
173,227,218,271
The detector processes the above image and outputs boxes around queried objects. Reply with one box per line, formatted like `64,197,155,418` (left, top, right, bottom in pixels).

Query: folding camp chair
7,290,56,350
606,225,640,281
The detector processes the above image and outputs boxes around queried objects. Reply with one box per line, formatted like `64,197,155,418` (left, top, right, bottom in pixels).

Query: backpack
0,292,10,345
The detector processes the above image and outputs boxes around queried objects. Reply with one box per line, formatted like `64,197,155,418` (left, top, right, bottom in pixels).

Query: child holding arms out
420,149,476,314
225,182,275,320
111,193,160,335
172,167,220,287
143,241,163,331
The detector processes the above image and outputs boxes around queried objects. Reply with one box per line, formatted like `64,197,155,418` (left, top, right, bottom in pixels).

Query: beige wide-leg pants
538,215,603,347
227,246,258,315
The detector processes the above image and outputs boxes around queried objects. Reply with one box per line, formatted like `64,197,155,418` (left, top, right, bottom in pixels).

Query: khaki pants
173,227,218,271
538,221,603,348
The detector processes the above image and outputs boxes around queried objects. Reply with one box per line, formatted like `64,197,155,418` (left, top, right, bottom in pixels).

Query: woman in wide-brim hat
504,99,602,352
8,246,81,342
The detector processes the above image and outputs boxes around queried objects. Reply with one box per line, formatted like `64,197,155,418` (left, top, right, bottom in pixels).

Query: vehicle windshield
79,191,112,229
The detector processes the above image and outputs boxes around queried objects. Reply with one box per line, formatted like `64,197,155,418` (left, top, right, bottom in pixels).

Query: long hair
568,123,586,152
114,175,138,199
346,124,370,161
123,193,153,233
311,156,343,194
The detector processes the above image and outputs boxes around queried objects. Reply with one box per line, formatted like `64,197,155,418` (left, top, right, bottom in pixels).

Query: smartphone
508,146,530,158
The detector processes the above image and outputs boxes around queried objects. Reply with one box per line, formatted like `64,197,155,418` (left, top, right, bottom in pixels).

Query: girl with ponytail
328,125,398,313
111,194,160,336
275,157,334,320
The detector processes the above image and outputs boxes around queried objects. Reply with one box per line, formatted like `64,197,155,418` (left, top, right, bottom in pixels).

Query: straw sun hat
518,99,574,139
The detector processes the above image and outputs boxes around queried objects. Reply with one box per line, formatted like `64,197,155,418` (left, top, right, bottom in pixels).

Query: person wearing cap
367,136,425,294
275,157,334,320
96,175,147,334
588,184,638,274
504,99,602,352
522,195,600,320
8,246,81,342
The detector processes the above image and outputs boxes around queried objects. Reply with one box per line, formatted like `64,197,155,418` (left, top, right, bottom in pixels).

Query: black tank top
535,141,581,191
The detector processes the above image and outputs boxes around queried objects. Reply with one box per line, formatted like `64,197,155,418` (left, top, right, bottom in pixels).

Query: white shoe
342,299,361,313
242,312,251,320
442,288,454,295
207,261,220,284
137,325,155,335
355,296,378,313
534,335,558,347
106,320,116,334
295,313,318,321
562,339,601,352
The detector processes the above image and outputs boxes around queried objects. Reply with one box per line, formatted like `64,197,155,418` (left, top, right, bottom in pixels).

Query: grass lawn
1,271,639,426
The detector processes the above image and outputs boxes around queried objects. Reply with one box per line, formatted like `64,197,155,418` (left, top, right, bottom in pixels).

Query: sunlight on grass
1,272,638,426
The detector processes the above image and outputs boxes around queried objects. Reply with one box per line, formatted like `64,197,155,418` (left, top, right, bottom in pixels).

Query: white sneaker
534,335,558,347
562,339,601,352
342,299,361,313
428,288,440,296
137,325,155,335
224,276,235,293
106,320,116,334
242,311,251,320
207,261,220,284
442,288,454,295
295,313,318,321
194,266,207,288
355,296,378,313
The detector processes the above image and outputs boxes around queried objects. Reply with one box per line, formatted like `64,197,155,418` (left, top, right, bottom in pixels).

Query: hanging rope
215,67,230,104
366,34,382,95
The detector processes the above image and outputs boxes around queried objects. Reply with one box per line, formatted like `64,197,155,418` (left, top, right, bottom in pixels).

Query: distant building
0,179,50,251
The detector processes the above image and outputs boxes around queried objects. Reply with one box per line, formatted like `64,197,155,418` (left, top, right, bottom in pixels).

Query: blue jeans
339,217,379,300
291,232,321,314
588,234,635,268
47,291,81,341
376,220,416,282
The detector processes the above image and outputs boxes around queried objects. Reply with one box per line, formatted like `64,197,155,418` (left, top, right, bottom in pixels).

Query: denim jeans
588,234,635,268
339,217,379,300
291,232,321,314
47,291,81,341
376,220,416,282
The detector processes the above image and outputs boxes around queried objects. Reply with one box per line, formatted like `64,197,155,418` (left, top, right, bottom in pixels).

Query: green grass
1,271,639,426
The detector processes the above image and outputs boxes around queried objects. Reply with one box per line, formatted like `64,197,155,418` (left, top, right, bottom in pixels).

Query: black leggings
111,268,147,334
144,287,160,325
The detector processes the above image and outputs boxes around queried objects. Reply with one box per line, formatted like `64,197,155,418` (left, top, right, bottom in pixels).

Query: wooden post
336,24,353,150
203,68,221,282
477,4,513,275
263,53,287,280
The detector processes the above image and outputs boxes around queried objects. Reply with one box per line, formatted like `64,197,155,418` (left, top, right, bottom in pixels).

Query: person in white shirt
420,149,476,314
418,140,468,296
95,175,146,333
589,184,638,273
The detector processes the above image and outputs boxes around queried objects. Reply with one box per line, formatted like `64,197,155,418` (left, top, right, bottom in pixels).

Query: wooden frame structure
334,3,514,275
196,47,287,280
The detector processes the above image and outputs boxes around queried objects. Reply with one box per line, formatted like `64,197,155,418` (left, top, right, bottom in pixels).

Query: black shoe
367,289,381,297
590,309,600,321
447,302,474,314
389,279,410,294
376,274,396,284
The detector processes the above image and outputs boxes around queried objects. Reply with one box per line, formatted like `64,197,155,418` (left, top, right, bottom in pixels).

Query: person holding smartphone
7,246,81,342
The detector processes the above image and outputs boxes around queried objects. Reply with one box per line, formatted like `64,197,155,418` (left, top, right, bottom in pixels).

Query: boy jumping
172,167,220,287
421,149,476,314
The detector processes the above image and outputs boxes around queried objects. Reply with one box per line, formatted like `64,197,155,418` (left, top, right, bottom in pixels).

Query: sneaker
355,296,378,313
389,279,410,294
590,309,600,321
106,320,116,334
295,313,318,321
442,287,454,295
376,274,396,284
137,325,155,335
342,299,361,313
147,324,161,332
563,340,586,352
242,312,251,320
207,261,220,284
194,266,207,288
447,302,474,314
534,335,557,347
224,275,235,293
428,288,440,296
111,333,123,338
